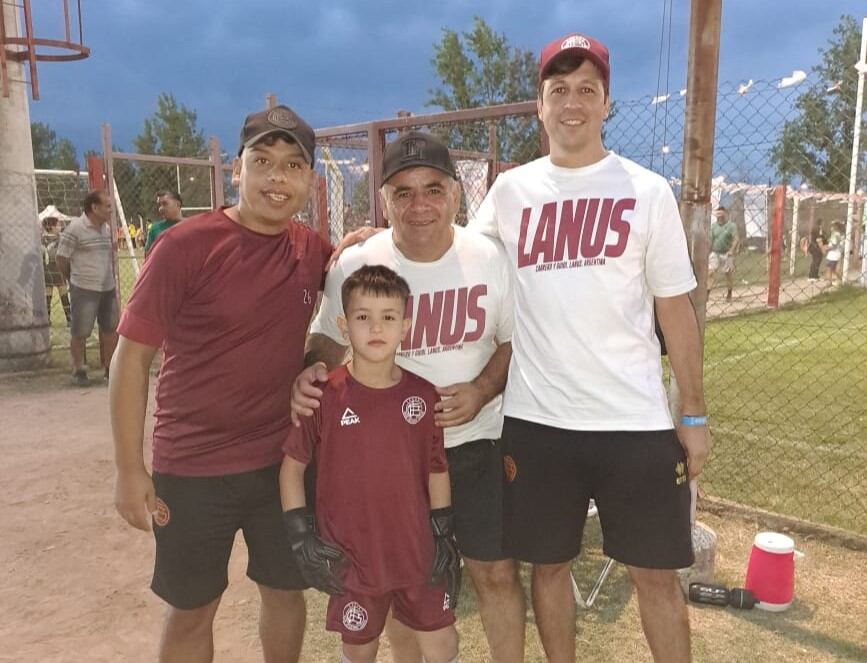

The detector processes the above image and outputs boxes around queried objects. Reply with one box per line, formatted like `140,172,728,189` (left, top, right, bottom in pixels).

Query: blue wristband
680,415,707,426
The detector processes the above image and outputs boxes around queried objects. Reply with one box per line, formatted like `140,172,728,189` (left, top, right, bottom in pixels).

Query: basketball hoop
0,0,89,100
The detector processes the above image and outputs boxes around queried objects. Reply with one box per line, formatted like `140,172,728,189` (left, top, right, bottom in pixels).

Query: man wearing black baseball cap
292,130,526,662
110,103,333,662
471,34,710,663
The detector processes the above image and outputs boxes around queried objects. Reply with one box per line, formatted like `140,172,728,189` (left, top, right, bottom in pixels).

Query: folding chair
570,500,615,608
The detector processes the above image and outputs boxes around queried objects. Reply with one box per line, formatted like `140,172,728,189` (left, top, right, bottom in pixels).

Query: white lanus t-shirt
310,226,514,448
470,153,696,431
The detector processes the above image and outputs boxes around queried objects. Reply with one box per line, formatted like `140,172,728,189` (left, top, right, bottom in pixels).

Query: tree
127,93,210,224
31,122,80,170
769,15,866,192
427,16,539,164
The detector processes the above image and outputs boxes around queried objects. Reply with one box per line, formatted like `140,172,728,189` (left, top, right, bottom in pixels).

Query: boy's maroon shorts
326,583,455,644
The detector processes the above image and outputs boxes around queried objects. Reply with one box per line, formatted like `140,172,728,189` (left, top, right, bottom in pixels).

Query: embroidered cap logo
561,35,591,51
267,107,298,130
400,137,426,164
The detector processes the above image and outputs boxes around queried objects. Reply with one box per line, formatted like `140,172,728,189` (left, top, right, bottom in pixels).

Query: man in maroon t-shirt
280,265,461,663
109,105,335,662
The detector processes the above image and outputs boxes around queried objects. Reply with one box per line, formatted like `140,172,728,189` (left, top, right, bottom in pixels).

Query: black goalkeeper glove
429,506,461,610
282,506,346,596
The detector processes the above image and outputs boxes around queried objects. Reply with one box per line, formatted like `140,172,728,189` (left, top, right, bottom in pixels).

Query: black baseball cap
238,105,315,166
381,131,457,184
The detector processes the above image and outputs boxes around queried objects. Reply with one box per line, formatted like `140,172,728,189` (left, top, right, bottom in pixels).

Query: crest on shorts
503,455,517,483
267,107,298,129
402,396,427,424
675,461,687,486
561,35,591,51
153,497,170,527
342,601,368,631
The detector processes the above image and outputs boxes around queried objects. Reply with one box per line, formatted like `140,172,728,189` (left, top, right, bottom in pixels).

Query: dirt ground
3,369,867,663
0,371,281,663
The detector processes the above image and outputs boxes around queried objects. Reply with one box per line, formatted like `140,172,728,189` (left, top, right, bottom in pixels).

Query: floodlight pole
848,16,867,286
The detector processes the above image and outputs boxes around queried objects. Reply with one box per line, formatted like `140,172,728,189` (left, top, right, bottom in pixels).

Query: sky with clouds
20,1,867,160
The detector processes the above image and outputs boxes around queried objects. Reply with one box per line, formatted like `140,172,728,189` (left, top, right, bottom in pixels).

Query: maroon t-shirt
283,365,448,594
118,208,332,476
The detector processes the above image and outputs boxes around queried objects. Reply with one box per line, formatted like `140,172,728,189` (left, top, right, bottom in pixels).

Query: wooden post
767,186,785,308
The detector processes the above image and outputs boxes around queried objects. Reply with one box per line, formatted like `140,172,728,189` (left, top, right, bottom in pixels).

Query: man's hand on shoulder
290,362,329,426
114,465,156,531
434,382,486,428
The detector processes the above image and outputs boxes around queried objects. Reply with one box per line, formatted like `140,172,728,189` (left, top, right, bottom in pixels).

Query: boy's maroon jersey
283,365,447,594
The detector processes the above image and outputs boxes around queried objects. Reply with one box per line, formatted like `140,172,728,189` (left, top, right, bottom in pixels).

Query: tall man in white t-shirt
470,34,711,663
292,131,527,662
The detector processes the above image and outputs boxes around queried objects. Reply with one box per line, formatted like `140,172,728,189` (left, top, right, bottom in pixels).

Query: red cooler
744,532,795,611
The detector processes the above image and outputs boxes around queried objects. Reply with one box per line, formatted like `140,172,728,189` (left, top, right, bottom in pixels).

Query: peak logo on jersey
443,592,451,611
675,460,687,486
153,497,170,527
401,285,487,352
517,197,635,269
503,455,517,482
340,407,360,426
402,396,427,424
342,601,368,631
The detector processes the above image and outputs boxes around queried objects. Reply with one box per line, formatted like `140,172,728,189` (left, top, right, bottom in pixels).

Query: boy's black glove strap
429,506,461,610
282,506,346,596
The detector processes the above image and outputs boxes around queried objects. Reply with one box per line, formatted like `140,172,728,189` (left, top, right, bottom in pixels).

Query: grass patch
702,286,867,534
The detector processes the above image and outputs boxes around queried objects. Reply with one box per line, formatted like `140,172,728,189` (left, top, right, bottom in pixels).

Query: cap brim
541,49,609,88
383,162,457,184
239,129,313,164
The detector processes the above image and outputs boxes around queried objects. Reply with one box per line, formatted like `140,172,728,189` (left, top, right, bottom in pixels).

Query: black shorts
501,417,693,569
446,438,505,562
151,463,305,610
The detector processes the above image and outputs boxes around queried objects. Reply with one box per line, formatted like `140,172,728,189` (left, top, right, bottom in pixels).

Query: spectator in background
55,190,119,386
802,222,827,282
127,222,139,249
707,205,739,302
824,221,845,285
41,216,72,326
144,190,184,258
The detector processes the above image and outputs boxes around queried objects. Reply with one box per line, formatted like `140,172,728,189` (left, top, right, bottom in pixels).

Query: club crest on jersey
340,407,360,426
561,35,590,51
402,396,427,424
342,601,368,631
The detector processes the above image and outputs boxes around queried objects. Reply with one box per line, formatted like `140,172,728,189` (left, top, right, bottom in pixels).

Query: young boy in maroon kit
280,265,461,663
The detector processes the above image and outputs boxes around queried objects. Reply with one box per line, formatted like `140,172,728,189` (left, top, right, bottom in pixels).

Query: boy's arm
279,455,308,510
110,336,159,531
428,469,452,509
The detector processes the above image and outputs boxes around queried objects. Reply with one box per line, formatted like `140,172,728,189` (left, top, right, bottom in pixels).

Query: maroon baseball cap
539,33,610,90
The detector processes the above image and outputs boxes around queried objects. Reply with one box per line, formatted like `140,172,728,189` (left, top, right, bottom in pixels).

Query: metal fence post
367,123,385,227
208,136,224,209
